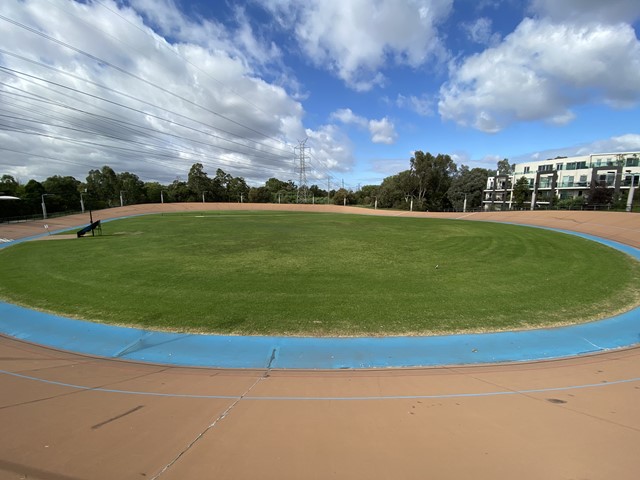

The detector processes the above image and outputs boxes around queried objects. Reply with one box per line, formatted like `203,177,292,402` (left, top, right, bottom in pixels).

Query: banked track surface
0,204,639,479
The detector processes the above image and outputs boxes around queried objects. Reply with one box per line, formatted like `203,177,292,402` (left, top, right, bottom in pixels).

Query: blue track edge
0,218,638,369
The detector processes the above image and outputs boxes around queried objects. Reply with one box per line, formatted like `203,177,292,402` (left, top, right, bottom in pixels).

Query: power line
88,0,278,125
0,7,342,187
294,138,309,203
0,66,297,180
0,52,291,157
0,84,289,163
0,13,290,148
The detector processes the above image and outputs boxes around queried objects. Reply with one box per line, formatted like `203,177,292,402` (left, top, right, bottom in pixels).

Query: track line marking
2,369,638,401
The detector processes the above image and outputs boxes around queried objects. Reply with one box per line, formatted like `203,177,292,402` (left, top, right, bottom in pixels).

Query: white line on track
2,369,638,401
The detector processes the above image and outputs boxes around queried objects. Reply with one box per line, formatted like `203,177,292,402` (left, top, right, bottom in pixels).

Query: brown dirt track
1,204,639,480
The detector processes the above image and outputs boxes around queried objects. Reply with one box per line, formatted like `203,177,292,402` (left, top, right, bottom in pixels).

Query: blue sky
1,0,639,190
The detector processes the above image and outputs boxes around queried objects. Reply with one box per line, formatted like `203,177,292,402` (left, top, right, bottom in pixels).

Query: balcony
557,180,589,188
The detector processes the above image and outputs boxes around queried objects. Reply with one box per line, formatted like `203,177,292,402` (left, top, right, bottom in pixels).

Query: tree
167,179,193,202
447,166,489,211
332,188,354,205
410,151,457,211
0,175,23,219
378,170,415,209
117,172,145,205
513,176,530,209
0,175,19,196
226,176,249,202
248,186,272,203
588,181,613,206
212,168,233,200
309,184,327,202
187,163,211,200
86,166,118,207
496,158,515,176
20,179,45,216
143,182,165,204
355,185,379,206
42,175,81,213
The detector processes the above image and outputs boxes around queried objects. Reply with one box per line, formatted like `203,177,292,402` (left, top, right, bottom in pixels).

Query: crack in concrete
150,369,270,479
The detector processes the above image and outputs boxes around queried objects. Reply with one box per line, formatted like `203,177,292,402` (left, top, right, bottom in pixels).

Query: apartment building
483,152,640,210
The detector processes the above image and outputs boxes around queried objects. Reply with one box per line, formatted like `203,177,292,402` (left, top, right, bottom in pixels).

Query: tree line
1,153,507,220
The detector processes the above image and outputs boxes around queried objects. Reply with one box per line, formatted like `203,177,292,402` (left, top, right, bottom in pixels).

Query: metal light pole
120,190,125,207
80,191,86,214
161,190,165,204
626,170,636,212
41,194,53,219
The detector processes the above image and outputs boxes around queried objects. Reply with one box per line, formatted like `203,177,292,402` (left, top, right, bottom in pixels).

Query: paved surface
1,204,639,479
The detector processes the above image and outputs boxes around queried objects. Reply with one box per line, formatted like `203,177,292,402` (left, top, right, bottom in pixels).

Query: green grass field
1,211,638,336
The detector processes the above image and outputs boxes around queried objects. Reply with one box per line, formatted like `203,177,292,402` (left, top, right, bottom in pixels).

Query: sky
1,0,639,190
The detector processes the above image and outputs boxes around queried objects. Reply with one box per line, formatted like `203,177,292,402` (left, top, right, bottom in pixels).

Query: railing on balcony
557,180,589,188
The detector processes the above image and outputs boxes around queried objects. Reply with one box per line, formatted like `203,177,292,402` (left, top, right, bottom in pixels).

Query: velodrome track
1,204,639,479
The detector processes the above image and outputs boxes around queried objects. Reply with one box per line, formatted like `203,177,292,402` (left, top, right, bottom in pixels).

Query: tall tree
496,158,515,176
410,151,457,211
378,170,416,209
167,179,194,202
42,175,81,213
187,163,211,200
143,182,165,203
588,181,613,205
0,175,20,196
86,166,118,207
513,176,530,209
0,175,23,219
117,172,145,205
226,176,249,202
212,168,233,200
22,179,45,215
248,186,272,203
447,166,489,211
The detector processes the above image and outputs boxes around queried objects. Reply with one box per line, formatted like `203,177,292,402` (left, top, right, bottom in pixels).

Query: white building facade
483,152,640,211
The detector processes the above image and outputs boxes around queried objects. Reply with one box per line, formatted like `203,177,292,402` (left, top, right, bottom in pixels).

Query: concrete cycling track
1,204,639,479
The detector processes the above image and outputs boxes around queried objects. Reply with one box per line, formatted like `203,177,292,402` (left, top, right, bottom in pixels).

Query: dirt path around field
2,203,640,247
1,205,639,480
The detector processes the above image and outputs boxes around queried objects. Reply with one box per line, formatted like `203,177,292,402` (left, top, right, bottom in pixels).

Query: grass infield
1,211,639,336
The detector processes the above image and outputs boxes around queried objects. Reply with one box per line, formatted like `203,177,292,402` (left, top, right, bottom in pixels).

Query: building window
556,163,563,170
576,161,587,169
626,157,639,167
538,164,553,172
523,166,530,174
566,162,576,170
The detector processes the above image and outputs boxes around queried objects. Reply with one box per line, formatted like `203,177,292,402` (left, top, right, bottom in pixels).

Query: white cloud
578,134,640,154
0,0,350,184
368,117,397,144
396,94,434,116
370,158,410,176
513,134,640,163
305,124,354,174
261,0,453,91
530,0,640,24
330,108,368,128
461,17,501,46
439,18,640,132
330,109,398,144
